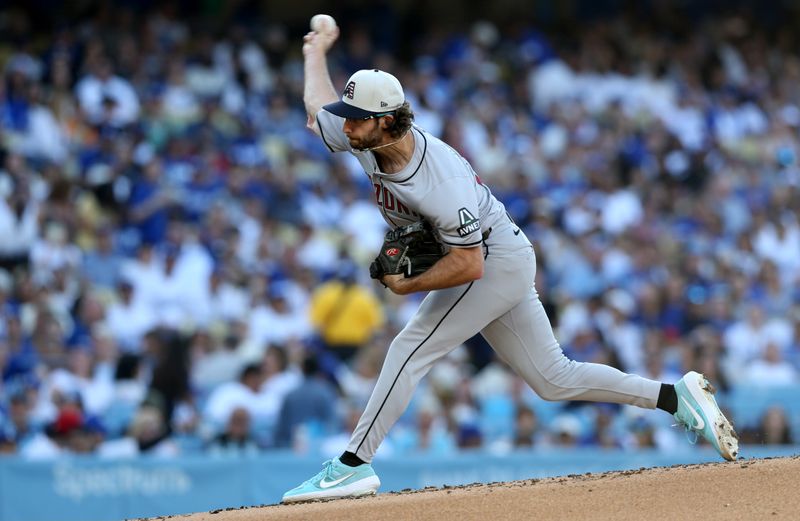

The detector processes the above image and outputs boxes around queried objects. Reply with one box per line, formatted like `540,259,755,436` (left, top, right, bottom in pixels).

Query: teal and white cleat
674,371,739,461
281,458,381,503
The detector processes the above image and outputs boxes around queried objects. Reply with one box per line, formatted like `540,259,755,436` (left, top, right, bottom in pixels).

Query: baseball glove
369,220,445,280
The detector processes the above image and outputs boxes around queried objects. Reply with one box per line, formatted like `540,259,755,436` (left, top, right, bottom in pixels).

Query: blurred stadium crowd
0,1,799,460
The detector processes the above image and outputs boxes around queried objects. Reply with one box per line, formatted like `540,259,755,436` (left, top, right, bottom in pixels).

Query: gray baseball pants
347,226,661,462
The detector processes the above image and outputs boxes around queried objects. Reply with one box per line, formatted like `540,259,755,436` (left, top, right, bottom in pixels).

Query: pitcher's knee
528,359,582,401
533,382,565,401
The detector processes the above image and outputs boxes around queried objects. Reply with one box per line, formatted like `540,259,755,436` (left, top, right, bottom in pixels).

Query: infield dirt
151,455,799,521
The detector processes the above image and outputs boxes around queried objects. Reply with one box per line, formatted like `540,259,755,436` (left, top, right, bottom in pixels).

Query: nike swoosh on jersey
513,228,520,236
319,472,356,489
680,396,705,430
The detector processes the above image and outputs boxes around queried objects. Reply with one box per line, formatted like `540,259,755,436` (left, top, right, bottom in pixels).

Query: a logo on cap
380,101,388,107
343,81,356,100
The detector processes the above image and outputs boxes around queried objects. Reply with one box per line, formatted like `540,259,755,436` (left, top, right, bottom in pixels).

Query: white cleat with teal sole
674,371,739,461
282,458,381,503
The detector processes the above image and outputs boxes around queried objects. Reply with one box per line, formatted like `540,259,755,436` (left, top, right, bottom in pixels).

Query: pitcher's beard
352,130,409,152
348,121,384,151
350,134,383,151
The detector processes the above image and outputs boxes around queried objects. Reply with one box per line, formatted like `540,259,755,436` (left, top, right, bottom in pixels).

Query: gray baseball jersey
317,110,661,462
318,111,512,248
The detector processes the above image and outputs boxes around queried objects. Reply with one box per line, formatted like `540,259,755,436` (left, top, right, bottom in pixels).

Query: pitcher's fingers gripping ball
310,14,337,35
305,14,339,55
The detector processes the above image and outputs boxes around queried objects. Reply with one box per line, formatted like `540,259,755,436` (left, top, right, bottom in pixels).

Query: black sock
339,451,366,467
656,383,678,415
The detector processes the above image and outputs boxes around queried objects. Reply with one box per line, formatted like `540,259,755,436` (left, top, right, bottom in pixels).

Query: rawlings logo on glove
369,221,445,280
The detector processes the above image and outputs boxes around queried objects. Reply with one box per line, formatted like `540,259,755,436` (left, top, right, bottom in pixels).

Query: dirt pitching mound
160,456,800,521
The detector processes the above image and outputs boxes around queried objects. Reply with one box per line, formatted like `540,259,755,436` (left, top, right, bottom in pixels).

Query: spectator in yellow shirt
309,264,385,363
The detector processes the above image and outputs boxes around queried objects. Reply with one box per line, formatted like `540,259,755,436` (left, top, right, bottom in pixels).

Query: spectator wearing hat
456,423,483,450
29,406,81,458
20,402,101,459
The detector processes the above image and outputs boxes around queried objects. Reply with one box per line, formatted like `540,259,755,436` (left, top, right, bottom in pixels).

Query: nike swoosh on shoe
319,472,356,489
680,396,705,430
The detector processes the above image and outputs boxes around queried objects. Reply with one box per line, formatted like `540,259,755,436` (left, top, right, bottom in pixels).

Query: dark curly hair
386,102,414,138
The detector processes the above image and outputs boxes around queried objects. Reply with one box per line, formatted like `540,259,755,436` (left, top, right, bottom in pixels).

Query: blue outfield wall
0,446,798,521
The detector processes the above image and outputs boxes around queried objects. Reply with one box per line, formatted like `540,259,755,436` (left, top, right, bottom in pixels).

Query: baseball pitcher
282,16,739,503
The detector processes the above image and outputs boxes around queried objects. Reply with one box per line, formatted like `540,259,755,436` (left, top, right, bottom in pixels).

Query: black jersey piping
383,127,427,184
354,280,474,454
441,238,483,247
317,115,336,153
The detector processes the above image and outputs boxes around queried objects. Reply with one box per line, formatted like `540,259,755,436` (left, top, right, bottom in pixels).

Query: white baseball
310,14,337,34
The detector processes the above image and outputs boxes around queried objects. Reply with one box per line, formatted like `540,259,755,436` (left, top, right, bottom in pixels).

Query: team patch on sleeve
456,207,480,237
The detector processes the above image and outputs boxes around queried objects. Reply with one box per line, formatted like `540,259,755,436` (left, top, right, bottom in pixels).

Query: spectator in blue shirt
273,355,338,449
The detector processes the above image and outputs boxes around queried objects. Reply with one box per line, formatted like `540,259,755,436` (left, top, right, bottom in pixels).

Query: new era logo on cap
324,69,405,119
